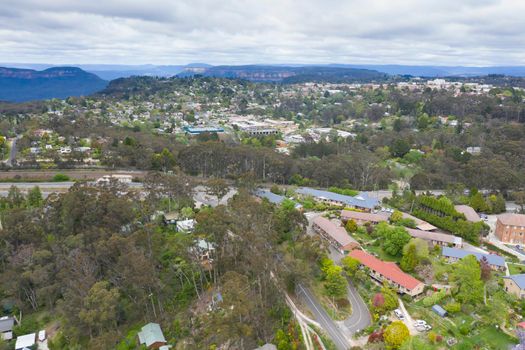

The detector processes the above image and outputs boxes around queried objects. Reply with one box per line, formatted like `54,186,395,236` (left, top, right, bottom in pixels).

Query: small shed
0,316,14,340
15,333,36,350
432,304,447,318
137,323,167,349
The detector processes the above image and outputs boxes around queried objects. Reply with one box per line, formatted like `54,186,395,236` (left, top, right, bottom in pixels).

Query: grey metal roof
254,189,302,209
0,317,14,333
432,304,447,316
295,187,378,209
254,189,286,204
138,323,166,347
504,274,525,289
441,247,505,267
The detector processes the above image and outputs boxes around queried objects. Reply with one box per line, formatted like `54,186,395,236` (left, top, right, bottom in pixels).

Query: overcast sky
1,0,524,66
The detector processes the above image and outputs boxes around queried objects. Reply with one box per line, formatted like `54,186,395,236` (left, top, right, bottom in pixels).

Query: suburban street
5,135,20,167
342,281,371,334
296,284,351,350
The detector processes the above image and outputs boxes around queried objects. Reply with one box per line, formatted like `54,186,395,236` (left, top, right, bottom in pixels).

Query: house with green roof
137,323,169,349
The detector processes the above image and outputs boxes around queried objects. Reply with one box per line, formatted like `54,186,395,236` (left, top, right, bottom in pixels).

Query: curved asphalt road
343,281,371,334
296,284,351,350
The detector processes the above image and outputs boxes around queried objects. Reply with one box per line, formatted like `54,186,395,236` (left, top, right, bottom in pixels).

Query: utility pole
149,292,157,319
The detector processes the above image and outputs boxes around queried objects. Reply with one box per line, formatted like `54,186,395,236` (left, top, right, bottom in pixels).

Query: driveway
397,298,419,335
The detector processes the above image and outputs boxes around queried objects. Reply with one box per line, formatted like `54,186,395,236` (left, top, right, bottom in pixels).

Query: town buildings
454,205,481,223
295,188,379,212
405,228,463,248
503,274,525,299
348,249,425,296
441,247,506,271
312,216,359,254
495,213,525,244
340,210,388,225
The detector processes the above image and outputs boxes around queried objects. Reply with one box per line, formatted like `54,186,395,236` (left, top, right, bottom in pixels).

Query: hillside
0,67,108,102
178,64,389,83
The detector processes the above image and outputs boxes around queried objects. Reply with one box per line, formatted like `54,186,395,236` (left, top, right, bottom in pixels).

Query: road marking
298,284,350,349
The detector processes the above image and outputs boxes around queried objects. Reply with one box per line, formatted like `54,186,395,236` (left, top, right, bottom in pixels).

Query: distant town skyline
1,0,525,66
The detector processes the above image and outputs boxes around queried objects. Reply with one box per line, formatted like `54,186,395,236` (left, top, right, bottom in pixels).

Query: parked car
394,309,405,320
414,320,427,327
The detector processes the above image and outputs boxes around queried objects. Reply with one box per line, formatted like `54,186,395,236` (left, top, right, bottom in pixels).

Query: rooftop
15,333,36,350
0,316,14,333
441,247,506,267
138,323,166,347
406,228,462,246
401,212,437,231
254,189,302,209
296,187,378,209
504,274,525,289
497,213,525,227
348,249,423,290
454,205,481,222
313,216,357,247
340,210,388,223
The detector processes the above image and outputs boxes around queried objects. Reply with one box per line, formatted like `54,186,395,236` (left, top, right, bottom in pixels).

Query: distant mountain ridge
4,63,525,79
177,65,388,82
0,66,108,102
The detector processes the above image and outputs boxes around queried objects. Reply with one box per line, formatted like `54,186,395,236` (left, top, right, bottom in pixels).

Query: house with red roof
348,249,425,297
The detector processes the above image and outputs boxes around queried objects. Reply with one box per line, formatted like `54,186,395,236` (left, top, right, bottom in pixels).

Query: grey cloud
0,0,524,65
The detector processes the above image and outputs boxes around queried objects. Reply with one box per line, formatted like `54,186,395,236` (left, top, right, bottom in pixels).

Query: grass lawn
349,229,373,245
406,301,517,349
462,325,517,349
365,244,402,263
508,263,525,275
309,278,352,321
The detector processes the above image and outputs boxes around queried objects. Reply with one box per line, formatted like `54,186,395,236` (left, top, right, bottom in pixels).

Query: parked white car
414,319,427,327
394,309,405,320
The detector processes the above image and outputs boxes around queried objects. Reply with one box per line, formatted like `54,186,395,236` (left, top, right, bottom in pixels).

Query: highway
296,284,351,350
0,181,143,197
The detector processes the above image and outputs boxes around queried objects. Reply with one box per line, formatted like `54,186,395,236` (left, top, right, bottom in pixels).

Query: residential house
340,210,388,225
312,216,360,254
348,249,425,296
0,316,14,341
254,189,302,209
163,212,180,225
195,239,215,269
441,247,506,271
401,213,437,231
176,219,195,232
503,274,525,299
295,188,379,212
495,213,525,245
454,205,481,223
406,228,463,248
137,323,168,349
